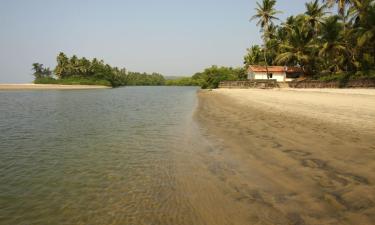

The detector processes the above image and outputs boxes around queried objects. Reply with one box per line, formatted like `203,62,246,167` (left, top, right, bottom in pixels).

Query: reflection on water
0,87,203,225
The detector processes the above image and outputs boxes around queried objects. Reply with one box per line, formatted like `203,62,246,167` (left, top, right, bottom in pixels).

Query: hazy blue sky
0,0,310,83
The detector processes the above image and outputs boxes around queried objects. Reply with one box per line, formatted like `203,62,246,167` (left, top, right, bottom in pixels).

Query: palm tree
54,52,69,79
323,0,352,28
70,55,79,76
275,16,316,75
350,1,375,70
323,0,355,72
319,16,347,72
323,0,351,15
32,63,52,79
251,0,282,78
349,0,373,24
305,0,328,36
244,45,263,67
32,63,44,79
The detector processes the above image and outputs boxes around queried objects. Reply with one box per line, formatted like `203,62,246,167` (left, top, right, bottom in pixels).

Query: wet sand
0,83,110,90
191,88,375,225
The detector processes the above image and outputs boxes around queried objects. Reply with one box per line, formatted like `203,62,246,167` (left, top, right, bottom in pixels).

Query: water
0,87,206,225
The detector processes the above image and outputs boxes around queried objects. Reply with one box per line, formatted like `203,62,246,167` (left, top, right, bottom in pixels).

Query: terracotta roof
249,65,303,73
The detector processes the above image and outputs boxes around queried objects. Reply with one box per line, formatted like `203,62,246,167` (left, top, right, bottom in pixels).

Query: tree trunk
263,26,270,79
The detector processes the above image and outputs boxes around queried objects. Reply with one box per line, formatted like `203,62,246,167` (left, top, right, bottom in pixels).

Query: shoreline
0,83,111,90
195,88,375,224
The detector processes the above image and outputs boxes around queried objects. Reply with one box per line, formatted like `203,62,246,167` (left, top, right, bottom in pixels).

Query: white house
248,65,303,82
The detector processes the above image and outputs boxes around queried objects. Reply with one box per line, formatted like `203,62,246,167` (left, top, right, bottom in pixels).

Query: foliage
33,77,59,84
34,76,112,86
165,77,202,86
32,63,52,79
125,72,165,86
246,0,375,78
319,70,375,81
244,45,264,68
192,66,246,89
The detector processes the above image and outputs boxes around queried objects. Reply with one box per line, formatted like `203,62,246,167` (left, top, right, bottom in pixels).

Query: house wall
247,72,255,80
249,72,286,82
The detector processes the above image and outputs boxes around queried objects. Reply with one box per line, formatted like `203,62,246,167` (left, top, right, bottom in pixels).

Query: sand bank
194,88,375,225
0,83,110,90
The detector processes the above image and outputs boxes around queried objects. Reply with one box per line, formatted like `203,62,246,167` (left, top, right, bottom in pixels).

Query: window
269,73,273,78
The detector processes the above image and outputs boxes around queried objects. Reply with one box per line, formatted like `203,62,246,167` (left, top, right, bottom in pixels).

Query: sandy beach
0,83,110,90
195,88,375,225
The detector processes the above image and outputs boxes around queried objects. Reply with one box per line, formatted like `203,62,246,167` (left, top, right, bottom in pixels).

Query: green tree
305,0,328,36
319,16,347,72
275,16,316,75
244,45,263,68
350,0,375,70
192,66,239,88
323,0,352,18
251,0,282,78
54,52,70,79
32,63,52,79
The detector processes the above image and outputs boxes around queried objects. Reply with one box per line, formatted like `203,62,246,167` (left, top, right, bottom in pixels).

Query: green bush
192,66,245,89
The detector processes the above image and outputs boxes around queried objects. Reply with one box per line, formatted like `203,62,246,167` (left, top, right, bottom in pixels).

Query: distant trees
191,66,246,89
32,63,52,79
165,77,203,86
33,52,166,87
125,72,165,86
245,0,375,80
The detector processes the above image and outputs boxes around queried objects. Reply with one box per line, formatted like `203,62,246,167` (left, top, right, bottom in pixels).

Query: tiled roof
249,65,303,73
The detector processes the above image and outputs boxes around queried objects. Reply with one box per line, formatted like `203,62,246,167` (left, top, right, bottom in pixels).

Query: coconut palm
275,16,316,75
305,0,328,36
349,0,373,24
319,16,347,72
323,0,352,33
350,1,375,70
32,63,52,79
32,63,44,79
244,45,263,67
54,52,70,79
350,0,374,35
323,0,352,17
251,0,282,78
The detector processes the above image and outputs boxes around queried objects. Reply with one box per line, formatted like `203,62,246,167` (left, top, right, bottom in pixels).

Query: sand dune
0,83,110,90
194,88,375,225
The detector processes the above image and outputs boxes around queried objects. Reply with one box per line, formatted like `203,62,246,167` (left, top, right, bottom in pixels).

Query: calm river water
0,87,222,225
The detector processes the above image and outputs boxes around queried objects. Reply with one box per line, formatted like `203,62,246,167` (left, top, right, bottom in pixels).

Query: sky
0,0,310,83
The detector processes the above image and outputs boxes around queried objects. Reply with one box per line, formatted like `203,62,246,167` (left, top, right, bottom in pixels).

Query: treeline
245,0,375,80
166,66,246,89
191,66,246,89
33,52,165,87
